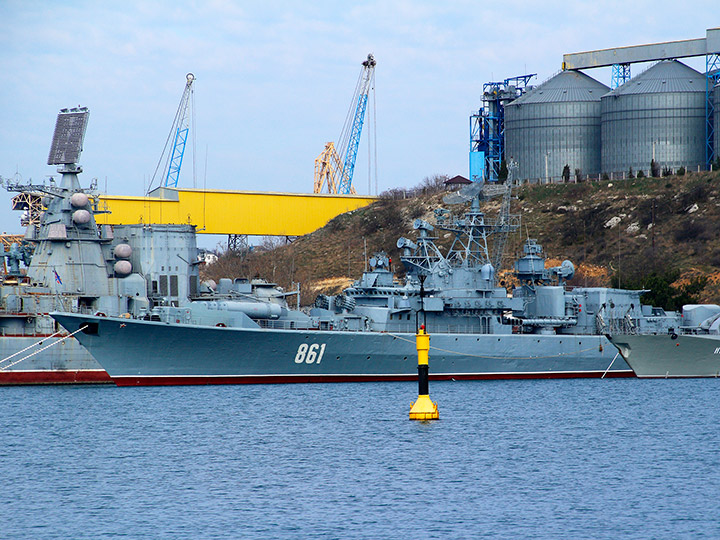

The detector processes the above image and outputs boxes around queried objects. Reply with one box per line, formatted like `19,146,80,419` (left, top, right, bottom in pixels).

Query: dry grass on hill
202,170,720,306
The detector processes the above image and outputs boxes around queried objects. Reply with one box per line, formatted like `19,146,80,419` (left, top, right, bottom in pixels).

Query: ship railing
433,324,483,334
256,319,487,334
606,318,644,335
0,326,60,337
256,320,319,331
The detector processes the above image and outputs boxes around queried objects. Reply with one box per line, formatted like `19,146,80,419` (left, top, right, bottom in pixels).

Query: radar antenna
47,107,90,168
442,178,510,207
442,180,483,206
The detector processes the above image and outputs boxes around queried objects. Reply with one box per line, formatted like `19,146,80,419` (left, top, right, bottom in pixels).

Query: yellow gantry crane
314,142,345,194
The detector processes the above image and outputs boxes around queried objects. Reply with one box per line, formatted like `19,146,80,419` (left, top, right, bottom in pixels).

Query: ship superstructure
0,108,206,383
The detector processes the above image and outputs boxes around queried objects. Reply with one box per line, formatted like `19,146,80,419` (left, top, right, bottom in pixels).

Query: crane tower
149,73,195,193
314,54,376,195
164,73,195,188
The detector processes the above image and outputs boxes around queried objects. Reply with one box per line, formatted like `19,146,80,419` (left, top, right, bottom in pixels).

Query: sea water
1,379,719,539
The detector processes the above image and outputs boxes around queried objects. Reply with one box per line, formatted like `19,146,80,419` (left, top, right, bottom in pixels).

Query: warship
0,107,210,384
53,180,686,386
608,304,720,378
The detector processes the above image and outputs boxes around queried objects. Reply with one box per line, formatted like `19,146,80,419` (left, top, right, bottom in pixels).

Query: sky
0,0,714,244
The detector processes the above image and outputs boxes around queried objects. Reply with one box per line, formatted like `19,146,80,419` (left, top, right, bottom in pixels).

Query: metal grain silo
601,60,706,176
505,70,608,182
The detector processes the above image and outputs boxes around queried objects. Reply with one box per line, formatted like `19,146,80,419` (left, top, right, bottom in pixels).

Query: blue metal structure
706,53,720,167
337,55,376,195
164,73,195,188
610,63,631,89
470,74,534,182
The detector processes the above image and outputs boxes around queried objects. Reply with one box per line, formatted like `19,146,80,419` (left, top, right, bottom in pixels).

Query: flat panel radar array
47,107,89,165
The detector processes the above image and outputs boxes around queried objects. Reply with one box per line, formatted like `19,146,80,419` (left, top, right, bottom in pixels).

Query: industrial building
471,28,720,183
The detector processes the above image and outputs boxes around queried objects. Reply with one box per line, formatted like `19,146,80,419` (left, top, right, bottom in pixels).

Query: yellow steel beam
96,188,376,236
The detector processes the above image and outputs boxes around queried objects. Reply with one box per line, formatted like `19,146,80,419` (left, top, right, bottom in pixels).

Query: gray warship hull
608,333,720,378
52,312,633,386
0,333,110,384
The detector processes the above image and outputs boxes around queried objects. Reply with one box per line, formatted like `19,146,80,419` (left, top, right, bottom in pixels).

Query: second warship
608,304,720,378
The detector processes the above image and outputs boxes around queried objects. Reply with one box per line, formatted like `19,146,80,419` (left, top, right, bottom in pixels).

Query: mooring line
602,352,620,379
0,326,88,371
0,330,65,367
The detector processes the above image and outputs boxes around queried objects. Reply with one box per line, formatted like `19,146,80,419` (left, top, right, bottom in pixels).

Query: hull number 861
294,343,327,364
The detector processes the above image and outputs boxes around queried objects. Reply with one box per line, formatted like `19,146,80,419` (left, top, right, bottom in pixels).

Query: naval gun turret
514,239,575,286
511,239,577,334
0,242,32,278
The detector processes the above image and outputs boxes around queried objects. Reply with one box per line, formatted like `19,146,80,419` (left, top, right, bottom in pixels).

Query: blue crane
164,73,195,188
149,73,195,193
314,55,376,195
338,54,376,194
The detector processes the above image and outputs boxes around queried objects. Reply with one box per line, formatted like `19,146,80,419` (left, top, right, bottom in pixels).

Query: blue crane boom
313,54,376,195
338,54,376,194
164,73,195,188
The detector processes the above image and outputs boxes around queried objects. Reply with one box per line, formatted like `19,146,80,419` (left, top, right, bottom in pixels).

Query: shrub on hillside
674,220,705,242
611,271,706,311
650,159,660,178
679,184,708,209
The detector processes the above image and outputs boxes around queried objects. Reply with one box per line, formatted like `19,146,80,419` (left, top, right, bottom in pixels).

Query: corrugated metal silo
505,70,608,182
601,60,706,176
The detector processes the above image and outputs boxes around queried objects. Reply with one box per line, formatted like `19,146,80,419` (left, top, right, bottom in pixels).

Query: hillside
202,170,720,307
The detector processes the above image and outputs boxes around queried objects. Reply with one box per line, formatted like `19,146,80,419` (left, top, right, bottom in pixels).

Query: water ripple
1,379,719,539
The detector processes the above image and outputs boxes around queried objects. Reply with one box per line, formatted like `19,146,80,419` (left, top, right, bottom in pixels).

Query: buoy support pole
418,363,429,395
409,325,439,420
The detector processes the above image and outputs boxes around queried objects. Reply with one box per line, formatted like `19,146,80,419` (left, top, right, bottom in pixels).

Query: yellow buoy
409,325,439,420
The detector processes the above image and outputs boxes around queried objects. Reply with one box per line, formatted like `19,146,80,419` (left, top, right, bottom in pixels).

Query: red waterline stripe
0,334,69,338
112,370,636,386
0,370,113,385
